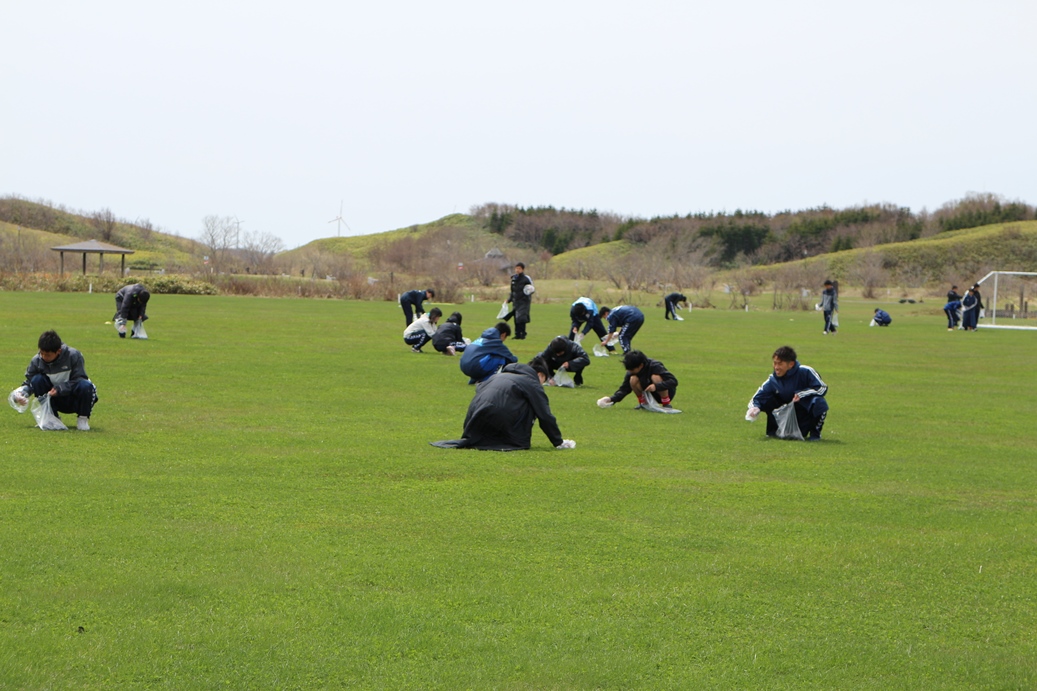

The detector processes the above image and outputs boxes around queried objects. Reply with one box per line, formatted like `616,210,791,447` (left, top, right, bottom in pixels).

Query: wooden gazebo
51,239,135,276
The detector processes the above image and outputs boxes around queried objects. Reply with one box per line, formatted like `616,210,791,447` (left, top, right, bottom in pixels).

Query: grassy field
0,292,1034,689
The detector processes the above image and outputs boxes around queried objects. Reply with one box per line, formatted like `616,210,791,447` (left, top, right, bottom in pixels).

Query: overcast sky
3,1,1034,248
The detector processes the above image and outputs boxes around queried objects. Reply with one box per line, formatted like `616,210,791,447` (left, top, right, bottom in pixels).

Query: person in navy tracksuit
569,297,606,343
746,345,828,441
664,292,687,320
599,305,644,354
459,322,517,384
399,288,435,326
872,309,892,326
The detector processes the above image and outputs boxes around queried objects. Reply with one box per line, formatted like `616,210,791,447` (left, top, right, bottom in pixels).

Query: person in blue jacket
599,305,644,354
399,288,435,326
746,345,828,441
459,322,517,384
569,297,607,343
872,308,892,326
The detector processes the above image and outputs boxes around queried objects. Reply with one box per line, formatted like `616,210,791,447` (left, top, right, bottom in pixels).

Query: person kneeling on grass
746,345,828,441
431,357,574,451
432,312,468,356
12,329,97,431
539,335,590,386
403,307,441,353
459,321,517,384
597,350,678,411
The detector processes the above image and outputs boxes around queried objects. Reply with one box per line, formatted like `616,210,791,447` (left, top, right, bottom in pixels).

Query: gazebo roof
51,239,135,254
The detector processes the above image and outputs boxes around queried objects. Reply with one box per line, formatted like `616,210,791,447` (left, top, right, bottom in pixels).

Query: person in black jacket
432,312,468,356
597,350,678,410
399,288,435,326
539,336,590,386
431,358,575,451
664,292,687,320
113,283,150,338
508,263,533,339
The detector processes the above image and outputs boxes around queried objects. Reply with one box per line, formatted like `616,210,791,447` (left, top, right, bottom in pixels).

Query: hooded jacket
115,283,150,321
459,327,517,383
539,339,590,376
23,344,91,396
432,315,464,351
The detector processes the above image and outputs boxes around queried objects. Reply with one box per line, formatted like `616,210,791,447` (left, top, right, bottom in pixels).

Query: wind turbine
328,201,353,237
232,216,245,248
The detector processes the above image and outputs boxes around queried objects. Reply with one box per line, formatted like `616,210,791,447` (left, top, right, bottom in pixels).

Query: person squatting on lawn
399,288,435,326
114,283,150,338
539,335,591,386
459,321,517,384
871,308,892,326
664,292,688,320
597,350,678,410
820,280,838,334
13,330,98,431
569,296,607,343
599,305,644,354
506,262,534,340
431,357,575,451
432,312,468,356
403,308,441,353
746,345,828,441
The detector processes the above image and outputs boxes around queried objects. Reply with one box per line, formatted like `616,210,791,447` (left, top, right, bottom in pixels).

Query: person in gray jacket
114,283,150,338
12,330,97,430
820,280,838,335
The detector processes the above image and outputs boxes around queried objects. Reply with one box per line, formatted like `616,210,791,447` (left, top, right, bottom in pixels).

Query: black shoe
119,332,126,338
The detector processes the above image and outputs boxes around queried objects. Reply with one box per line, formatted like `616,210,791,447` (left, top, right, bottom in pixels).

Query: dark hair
515,262,525,270
426,288,436,298
951,285,958,289
137,289,150,304
572,303,588,319
972,283,980,290
622,350,648,370
446,311,462,325
874,308,881,313
773,345,797,363
428,307,442,320
38,330,62,353
599,306,611,317
823,280,833,286
549,336,569,354
495,321,511,337
528,356,550,380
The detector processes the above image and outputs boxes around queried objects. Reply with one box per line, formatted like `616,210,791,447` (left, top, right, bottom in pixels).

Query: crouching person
403,307,441,353
746,345,828,441
431,357,575,451
13,330,98,431
432,312,468,356
597,350,678,410
540,336,590,386
459,322,516,384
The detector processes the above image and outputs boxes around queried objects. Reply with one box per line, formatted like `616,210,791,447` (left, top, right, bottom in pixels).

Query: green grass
1,293,1034,688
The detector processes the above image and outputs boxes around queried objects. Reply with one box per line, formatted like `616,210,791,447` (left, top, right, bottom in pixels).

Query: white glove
597,397,613,408
556,439,576,449
745,406,760,422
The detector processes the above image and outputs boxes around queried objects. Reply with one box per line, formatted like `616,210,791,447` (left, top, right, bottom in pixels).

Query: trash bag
551,370,576,388
8,387,29,414
30,395,68,431
674,314,684,321
593,335,619,357
640,394,682,414
832,312,839,327
573,331,584,344
495,302,510,319
772,402,803,440
869,318,877,327
131,318,148,339
523,283,535,296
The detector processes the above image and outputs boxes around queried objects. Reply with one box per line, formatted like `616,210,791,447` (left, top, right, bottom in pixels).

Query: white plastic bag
869,318,877,327
674,314,684,321
8,387,29,414
555,439,576,449
495,301,510,319
832,312,839,327
593,335,619,357
131,318,148,339
551,370,575,388
772,402,803,440
573,331,584,344
30,395,68,431
523,282,535,296
639,394,682,414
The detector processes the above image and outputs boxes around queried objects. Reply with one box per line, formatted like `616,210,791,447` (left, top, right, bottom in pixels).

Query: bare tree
849,251,889,299
91,207,118,241
198,215,237,274
240,230,285,275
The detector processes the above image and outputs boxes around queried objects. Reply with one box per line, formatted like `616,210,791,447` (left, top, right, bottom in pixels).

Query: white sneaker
77,416,90,431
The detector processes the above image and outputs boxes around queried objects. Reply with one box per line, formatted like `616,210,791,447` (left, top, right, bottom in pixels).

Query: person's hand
560,362,569,370
746,406,760,421
597,397,613,408
646,383,656,393
793,394,800,402
556,440,576,449
48,388,57,397
13,393,28,406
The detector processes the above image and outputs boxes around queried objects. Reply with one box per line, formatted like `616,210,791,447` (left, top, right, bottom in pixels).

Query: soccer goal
975,271,1037,330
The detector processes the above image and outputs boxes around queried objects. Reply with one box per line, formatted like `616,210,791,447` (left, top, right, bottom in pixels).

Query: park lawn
0,291,1034,689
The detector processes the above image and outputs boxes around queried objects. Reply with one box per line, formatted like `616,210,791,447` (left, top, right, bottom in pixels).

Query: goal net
975,271,1037,330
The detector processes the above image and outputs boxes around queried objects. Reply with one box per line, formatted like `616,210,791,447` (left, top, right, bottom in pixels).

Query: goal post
975,271,1037,330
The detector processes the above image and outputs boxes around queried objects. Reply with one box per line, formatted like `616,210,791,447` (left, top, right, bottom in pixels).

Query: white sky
3,1,1034,248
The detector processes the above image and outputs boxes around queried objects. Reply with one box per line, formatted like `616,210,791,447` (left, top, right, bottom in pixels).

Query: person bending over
664,292,688,320
399,288,435,326
459,321,517,384
539,335,590,386
114,283,150,338
599,305,644,354
569,297,607,342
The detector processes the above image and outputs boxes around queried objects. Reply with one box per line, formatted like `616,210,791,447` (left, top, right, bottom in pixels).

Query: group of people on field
943,283,985,331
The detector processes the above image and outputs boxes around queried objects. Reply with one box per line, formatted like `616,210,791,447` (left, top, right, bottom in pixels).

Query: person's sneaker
119,332,126,338
411,346,423,353
445,346,456,356
662,404,673,410
77,416,90,431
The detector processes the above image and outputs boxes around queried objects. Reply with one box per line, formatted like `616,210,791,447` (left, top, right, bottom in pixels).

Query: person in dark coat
664,292,687,320
399,288,435,326
746,345,828,441
13,330,98,431
539,336,591,386
114,283,150,338
597,350,678,409
508,263,533,339
971,282,985,327
569,297,607,343
432,312,468,356
431,359,574,451
459,322,517,384
961,288,979,330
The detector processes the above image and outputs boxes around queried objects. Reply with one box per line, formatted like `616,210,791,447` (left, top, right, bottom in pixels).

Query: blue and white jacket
606,305,644,333
459,327,518,384
749,361,827,414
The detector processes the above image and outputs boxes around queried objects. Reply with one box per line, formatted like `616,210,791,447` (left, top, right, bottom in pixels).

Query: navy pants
404,331,431,350
761,397,827,439
615,316,644,353
664,299,680,319
28,375,97,418
823,310,837,333
401,301,421,326
570,309,607,342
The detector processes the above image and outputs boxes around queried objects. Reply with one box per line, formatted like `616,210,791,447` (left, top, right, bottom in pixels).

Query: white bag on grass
639,394,682,414
495,302,510,319
772,402,803,440
8,387,29,414
551,370,575,388
593,335,619,357
31,395,68,431
131,319,148,339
